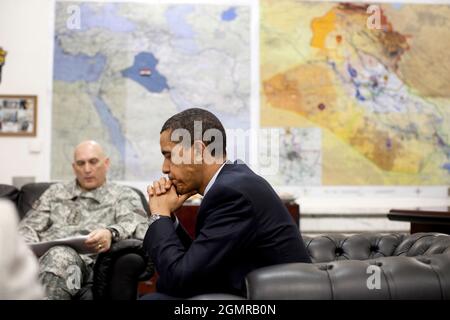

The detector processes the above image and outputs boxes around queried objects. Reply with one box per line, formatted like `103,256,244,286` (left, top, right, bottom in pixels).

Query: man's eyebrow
76,157,100,163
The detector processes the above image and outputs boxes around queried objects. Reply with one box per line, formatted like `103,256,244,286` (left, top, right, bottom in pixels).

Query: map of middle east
52,1,450,186
52,2,250,181
261,0,450,186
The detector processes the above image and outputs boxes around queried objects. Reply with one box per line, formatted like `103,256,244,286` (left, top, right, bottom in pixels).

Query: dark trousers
109,253,146,300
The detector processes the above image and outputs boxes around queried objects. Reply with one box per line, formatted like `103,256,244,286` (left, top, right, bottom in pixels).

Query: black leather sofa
245,232,450,299
192,233,450,300
0,183,153,300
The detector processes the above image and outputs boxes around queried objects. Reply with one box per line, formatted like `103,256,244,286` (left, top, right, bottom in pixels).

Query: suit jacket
144,161,311,297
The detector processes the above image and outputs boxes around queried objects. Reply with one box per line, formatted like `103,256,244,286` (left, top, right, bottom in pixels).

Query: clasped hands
147,177,196,217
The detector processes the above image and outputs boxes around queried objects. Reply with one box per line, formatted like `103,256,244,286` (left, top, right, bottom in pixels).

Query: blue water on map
221,7,237,21
53,41,106,82
121,52,169,93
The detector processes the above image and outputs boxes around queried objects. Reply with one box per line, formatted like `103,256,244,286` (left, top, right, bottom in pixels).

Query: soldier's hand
85,229,112,253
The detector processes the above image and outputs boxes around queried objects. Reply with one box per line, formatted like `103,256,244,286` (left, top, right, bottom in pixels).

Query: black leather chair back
18,182,53,219
302,233,450,263
0,184,19,204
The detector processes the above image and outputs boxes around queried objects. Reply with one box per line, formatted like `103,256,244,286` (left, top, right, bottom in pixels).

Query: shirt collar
68,179,109,202
203,160,230,196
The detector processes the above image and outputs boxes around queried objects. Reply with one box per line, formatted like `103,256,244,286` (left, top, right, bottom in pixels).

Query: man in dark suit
143,108,311,299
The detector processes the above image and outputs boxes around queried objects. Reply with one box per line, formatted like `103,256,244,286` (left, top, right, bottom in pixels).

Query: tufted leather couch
245,233,450,299
0,183,153,300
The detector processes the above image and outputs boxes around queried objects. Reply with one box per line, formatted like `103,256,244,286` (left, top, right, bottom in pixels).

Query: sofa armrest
92,239,154,299
246,253,450,300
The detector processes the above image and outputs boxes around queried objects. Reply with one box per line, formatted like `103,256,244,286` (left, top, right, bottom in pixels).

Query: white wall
0,0,54,184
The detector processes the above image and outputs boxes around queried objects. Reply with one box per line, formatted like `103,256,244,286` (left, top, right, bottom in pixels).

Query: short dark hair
161,108,226,157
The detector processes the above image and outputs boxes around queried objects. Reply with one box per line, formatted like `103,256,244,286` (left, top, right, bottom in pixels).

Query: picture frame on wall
0,95,37,136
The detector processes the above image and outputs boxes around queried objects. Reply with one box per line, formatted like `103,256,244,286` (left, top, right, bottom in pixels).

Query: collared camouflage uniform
18,180,149,300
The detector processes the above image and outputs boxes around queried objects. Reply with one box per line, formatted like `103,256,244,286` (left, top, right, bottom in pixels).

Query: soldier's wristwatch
107,227,120,243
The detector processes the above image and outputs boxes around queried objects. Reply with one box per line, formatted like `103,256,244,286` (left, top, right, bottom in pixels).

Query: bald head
72,140,110,190
73,140,106,161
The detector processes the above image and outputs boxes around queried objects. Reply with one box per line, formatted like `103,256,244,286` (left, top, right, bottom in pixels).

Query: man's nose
162,159,170,174
83,163,93,173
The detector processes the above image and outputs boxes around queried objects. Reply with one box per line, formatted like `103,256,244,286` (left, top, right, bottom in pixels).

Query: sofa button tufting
318,264,334,271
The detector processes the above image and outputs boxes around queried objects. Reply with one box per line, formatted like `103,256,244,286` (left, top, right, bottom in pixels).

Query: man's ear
104,157,110,170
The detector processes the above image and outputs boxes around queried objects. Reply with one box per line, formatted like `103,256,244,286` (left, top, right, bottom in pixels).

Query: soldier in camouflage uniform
18,141,149,300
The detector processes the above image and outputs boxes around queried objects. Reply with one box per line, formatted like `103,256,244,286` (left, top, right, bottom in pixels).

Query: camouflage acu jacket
18,180,149,244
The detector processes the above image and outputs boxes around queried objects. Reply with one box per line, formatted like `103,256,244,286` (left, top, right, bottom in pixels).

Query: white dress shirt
203,160,230,196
